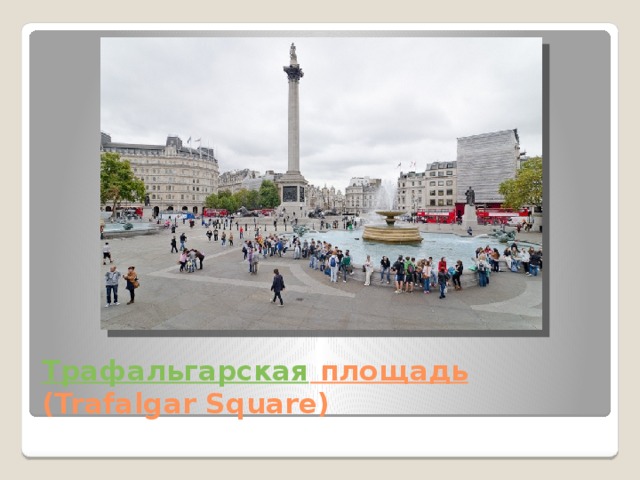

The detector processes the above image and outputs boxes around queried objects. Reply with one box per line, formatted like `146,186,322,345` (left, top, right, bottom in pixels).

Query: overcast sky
101,35,542,191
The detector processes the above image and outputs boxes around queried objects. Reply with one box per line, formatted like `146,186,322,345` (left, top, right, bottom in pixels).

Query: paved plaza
100,218,543,333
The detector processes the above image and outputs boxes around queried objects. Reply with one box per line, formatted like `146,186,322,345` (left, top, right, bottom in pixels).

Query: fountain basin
362,225,422,243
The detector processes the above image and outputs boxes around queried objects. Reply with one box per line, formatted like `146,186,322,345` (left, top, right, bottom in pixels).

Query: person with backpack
452,260,464,290
341,250,352,283
328,251,339,283
179,232,187,251
392,255,405,294
405,257,417,293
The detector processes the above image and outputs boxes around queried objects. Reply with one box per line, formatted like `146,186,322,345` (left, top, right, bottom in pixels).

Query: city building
218,169,280,194
396,161,458,212
455,129,520,208
100,132,219,216
307,185,345,212
344,177,383,215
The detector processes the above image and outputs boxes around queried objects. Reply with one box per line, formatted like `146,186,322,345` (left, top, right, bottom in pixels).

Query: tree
259,180,281,209
100,152,146,218
498,157,543,210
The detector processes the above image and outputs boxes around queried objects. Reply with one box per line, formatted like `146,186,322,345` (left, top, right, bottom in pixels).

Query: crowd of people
103,215,543,309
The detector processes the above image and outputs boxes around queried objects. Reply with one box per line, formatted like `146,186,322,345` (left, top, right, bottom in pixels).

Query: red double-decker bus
203,208,229,218
475,207,530,225
415,209,456,224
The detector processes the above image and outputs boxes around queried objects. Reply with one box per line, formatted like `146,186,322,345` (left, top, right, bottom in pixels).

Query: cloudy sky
101,35,542,191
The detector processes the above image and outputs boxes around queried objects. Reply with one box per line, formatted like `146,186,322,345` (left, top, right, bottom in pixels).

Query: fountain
362,210,423,243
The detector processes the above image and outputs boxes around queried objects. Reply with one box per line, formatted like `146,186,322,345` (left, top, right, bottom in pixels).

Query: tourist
452,260,464,290
104,265,121,307
179,232,187,251
437,266,450,299
380,256,391,284
229,232,234,247
392,255,405,294
328,251,339,283
206,229,213,242
251,246,260,274
247,243,254,273
477,253,489,287
102,242,113,265
521,247,531,275
438,257,448,274
467,226,473,236
213,228,219,241
221,231,227,246
363,255,374,286
170,236,178,253
192,249,205,270
404,257,415,293
490,248,501,272
178,249,187,272
123,266,138,305
270,268,285,307
187,249,197,272
341,250,352,282
294,242,301,259
239,226,244,239
529,250,542,276
422,259,432,294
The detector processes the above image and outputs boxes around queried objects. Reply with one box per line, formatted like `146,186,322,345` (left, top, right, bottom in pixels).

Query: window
438,172,444,176
446,180,453,186
438,181,444,186
430,172,436,177
446,199,453,205
430,181,436,186
438,190,444,196
430,199,436,206
447,171,453,176
438,199,445,206
152,194,156,200
446,189,453,195
430,190,436,196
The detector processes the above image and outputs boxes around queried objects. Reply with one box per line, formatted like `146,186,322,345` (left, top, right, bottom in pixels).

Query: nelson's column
278,43,308,217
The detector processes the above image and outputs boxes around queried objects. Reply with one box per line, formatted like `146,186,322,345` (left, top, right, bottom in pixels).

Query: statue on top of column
290,43,298,64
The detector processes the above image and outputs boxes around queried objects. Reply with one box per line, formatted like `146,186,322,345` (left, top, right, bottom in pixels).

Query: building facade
218,169,280,194
344,177,383,215
100,133,219,215
396,161,458,212
307,185,345,212
455,129,520,206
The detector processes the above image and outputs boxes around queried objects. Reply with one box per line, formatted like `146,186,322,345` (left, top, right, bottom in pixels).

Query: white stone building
344,177,383,214
396,161,458,212
100,133,219,215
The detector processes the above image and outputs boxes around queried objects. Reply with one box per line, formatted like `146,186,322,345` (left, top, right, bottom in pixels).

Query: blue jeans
380,267,390,282
439,282,446,297
423,278,430,292
106,285,118,304
478,271,488,287
529,264,539,276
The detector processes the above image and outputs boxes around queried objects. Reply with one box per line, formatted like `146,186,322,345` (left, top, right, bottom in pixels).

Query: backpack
330,257,336,267
407,263,415,274
478,262,486,272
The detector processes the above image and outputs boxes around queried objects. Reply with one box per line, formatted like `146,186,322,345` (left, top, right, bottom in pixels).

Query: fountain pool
299,229,534,266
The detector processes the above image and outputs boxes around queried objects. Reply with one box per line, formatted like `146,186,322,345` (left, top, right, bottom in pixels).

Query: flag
195,138,201,143
187,136,192,144
397,162,401,168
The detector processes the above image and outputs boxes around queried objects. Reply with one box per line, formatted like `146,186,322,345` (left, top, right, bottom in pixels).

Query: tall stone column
283,43,304,174
278,43,308,217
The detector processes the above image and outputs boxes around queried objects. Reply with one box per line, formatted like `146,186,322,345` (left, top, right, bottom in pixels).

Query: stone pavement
100,218,543,332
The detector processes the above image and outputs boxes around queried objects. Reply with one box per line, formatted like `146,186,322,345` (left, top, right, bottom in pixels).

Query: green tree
498,156,543,210
100,152,146,218
259,180,281,209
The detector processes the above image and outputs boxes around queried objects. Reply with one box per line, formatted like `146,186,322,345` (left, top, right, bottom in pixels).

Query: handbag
133,278,140,289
